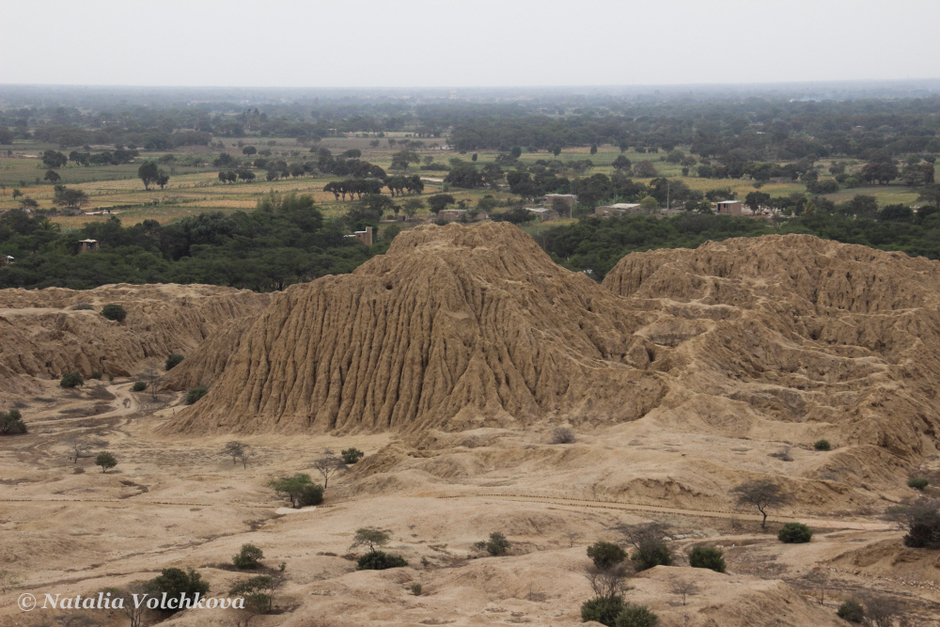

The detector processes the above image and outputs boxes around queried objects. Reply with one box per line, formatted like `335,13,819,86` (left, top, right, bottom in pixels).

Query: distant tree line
0,193,384,291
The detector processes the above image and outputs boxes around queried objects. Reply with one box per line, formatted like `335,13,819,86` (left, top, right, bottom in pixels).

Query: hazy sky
3,0,938,88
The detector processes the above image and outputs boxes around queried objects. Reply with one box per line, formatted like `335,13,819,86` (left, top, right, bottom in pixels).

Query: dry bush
550,427,575,444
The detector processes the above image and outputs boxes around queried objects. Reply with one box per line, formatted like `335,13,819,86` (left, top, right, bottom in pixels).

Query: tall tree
138,161,160,190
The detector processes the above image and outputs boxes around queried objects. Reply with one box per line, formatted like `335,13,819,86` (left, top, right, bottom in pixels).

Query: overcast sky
3,0,938,88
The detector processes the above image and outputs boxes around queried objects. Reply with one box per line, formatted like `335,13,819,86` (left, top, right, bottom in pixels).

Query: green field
0,137,927,233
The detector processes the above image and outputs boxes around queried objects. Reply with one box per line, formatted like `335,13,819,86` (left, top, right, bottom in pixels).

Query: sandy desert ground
4,225,940,626
2,375,940,627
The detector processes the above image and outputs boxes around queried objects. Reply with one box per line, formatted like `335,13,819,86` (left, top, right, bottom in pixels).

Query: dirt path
456,493,893,531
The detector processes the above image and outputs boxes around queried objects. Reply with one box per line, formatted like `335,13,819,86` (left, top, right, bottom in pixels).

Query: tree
0,409,27,435
351,528,392,555
427,193,456,214
312,450,345,490
918,184,940,209
43,169,60,183
745,191,771,212
222,441,248,465
860,594,902,627
474,531,511,556
269,473,323,508
156,171,170,189
18,196,39,210
730,479,789,528
587,541,627,570
137,161,160,190
52,185,89,211
233,543,264,569
670,576,699,606
861,160,899,185
145,567,209,614
614,522,671,570
95,451,117,473
885,498,940,548
402,197,424,219
639,195,658,213
634,160,658,177
229,574,279,614
107,583,147,627
242,145,257,156
391,149,419,171
42,150,68,169
101,303,127,322
612,155,632,171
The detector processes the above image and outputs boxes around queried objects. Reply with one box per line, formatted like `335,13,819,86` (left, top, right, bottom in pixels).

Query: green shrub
229,576,273,614
146,567,209,614
778,522,813,543
901,507,940,548
233,544,264,569
688,546,726,573
186,385,208,404
95,452,117,473
166,353,185,371
268,474,323,508
908,476,929,490
60,371,84,388
357,550,407,570
341,447,364,464
587,541,627,570
474,532,511,556
298,483,324,506
837,599,864,623
91,369,103,380
101,304,127,322
410,582,422,596
0,409,27,435
132,381,147,392
615,603,658,627
813,439,831,451
631,543,671,571
580,596,625,627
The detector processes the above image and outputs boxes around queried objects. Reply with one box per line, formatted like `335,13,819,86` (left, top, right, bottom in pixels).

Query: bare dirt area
2,383,939,626
4,226,940,626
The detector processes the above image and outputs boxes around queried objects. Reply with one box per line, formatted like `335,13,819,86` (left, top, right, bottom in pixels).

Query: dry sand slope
3,223,940,626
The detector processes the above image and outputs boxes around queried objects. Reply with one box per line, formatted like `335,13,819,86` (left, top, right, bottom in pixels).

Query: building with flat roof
343,226,373,246
595,203,641,217
714,201,743,216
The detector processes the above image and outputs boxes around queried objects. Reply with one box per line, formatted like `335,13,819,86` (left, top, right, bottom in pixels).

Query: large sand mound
603,234,940,462
0,283,271,382
163,225,940,474
167,223,667,434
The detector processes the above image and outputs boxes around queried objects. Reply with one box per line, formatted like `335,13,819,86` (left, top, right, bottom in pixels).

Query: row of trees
0,192,384,290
